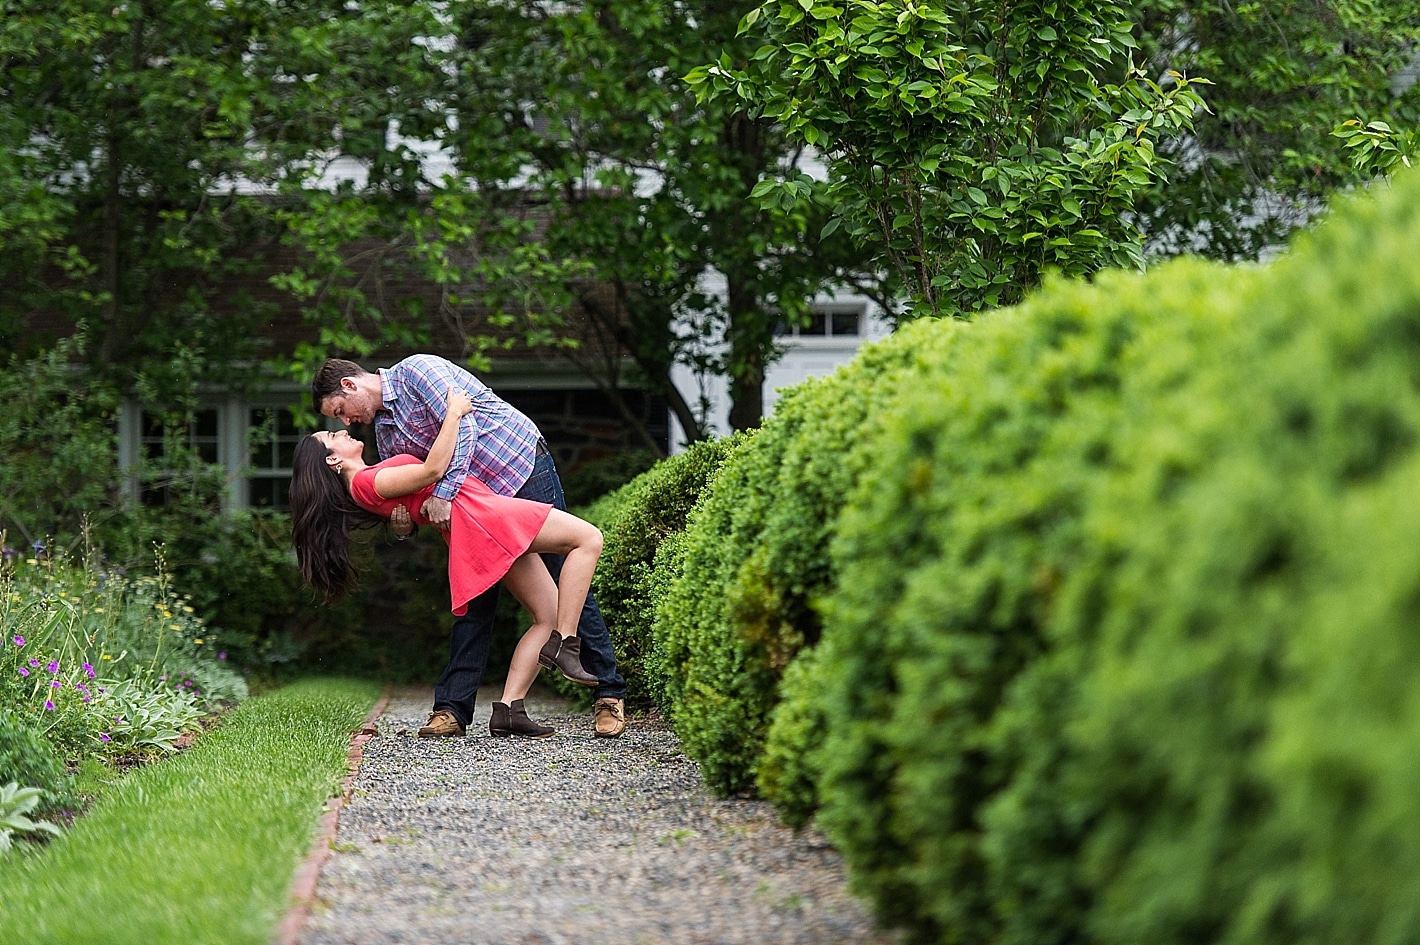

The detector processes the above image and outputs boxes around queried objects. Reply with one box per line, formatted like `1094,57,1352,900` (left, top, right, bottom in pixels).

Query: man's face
319,379,379,426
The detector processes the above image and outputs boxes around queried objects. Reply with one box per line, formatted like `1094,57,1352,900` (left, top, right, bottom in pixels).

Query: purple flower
82,696,91,703
46,660,58,673
28,658,38,667
11,635,23,647
1,545,14,561
75,683,89,694
82,663,94,678
31,540,45,554
50,680,60,689
99,733,111,743
217,651,227,661
43,700,54,711
97,686,105,693
18,667,29,678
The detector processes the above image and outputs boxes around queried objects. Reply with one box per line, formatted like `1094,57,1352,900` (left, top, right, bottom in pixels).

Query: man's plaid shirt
374,355,541,499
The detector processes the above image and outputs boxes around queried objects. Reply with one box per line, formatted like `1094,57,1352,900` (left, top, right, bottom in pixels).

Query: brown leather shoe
490,699,554,738
417,709,466,738
592,697,626,738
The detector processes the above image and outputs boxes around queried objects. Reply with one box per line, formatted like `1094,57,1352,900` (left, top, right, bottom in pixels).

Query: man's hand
390,503,415,539
421,496,453,532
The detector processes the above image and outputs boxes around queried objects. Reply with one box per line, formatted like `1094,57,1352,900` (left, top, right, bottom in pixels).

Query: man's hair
311,359,370,409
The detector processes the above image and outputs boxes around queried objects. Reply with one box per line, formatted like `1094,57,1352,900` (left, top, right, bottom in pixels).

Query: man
311,354,627,738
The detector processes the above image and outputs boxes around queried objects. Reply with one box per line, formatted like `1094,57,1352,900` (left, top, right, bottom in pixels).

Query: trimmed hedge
800,167,1420,944
809,258,1245,941
597,162,1420,945
651,318,961,795
582,435,743,708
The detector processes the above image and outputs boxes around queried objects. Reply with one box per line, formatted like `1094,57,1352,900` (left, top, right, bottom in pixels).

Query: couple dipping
289,355,627,740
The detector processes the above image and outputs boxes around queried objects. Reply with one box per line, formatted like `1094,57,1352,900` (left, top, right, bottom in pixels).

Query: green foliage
0,678,377,942
1332,119,1420,178
564,449,661,510
753,641,827,829
808,258,1240,941
0,555,245,762
585,436,743,709
1132,0,1420,258
771,165,1420,944
0,0,441,377
689,0,1206,315
424,0,884,432
0,335,119,547
652,318,961,794
0,782,61,853
1006,163,1420,945
0,711,71,813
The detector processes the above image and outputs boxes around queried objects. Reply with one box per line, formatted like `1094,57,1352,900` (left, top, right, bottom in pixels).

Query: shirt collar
377,367,398,413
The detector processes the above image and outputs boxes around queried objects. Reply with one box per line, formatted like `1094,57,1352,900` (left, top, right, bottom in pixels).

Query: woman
289,389,605,738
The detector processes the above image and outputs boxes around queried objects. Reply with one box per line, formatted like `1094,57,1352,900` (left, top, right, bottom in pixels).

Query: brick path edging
272,688,392,945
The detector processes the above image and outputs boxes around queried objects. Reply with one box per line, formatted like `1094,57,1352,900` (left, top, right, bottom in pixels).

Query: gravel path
297,686,895,945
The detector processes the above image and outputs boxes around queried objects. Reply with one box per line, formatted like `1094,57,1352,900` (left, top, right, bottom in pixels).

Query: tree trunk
662,369,707,446
726,273,764,432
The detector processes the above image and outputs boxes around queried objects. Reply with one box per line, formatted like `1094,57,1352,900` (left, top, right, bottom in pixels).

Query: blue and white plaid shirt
374,355,542,499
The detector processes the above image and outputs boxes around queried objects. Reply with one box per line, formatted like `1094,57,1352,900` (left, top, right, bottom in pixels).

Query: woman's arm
372,389,474,499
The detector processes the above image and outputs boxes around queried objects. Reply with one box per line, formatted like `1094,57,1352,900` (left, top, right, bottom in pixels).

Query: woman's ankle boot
538,631,600,687
490,700,554,738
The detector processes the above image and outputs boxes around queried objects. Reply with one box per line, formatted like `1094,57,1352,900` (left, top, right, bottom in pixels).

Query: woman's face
313,429,365,465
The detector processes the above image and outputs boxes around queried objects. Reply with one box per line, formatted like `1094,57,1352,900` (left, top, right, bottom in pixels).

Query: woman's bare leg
498,553,560,703
526,508,603,638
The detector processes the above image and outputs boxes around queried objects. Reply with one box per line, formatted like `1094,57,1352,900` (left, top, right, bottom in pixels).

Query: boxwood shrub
651,318,962,795
581,435,743,709
990,169,1420,945
808,258,1241,940
802,167,1420,945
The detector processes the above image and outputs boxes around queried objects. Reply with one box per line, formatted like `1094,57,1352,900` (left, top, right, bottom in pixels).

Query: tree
417,0,888,435
1131,0,1420,259
0,0,449,397
687,0,1206,316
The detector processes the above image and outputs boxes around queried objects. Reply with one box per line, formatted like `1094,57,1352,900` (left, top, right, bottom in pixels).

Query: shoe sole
417,730,465,738
489,730,556,738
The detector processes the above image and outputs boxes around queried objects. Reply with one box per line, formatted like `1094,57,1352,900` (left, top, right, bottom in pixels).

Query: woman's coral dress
350,455,552,616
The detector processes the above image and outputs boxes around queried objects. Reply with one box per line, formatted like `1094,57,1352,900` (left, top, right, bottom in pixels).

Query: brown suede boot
537,631,600,687
489,699,554,738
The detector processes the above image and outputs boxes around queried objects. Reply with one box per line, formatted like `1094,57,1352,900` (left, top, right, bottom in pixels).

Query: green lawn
0,677,379,945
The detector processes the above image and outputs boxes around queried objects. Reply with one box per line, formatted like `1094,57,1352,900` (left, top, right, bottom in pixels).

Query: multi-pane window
773,308,862,338
121,394,310,513
138,408,221,507
247,407,302,510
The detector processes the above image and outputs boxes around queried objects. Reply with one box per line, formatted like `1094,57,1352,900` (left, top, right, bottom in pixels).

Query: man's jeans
432,444,626,727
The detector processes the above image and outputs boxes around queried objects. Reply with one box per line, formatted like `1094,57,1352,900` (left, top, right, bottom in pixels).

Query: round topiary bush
991,167,1420,945
804,166,1420,945
651,317,961,796
583,435,744,709
811,258,1244,941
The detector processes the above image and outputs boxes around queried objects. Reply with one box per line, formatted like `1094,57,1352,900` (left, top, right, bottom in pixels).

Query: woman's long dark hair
289,435,383,602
